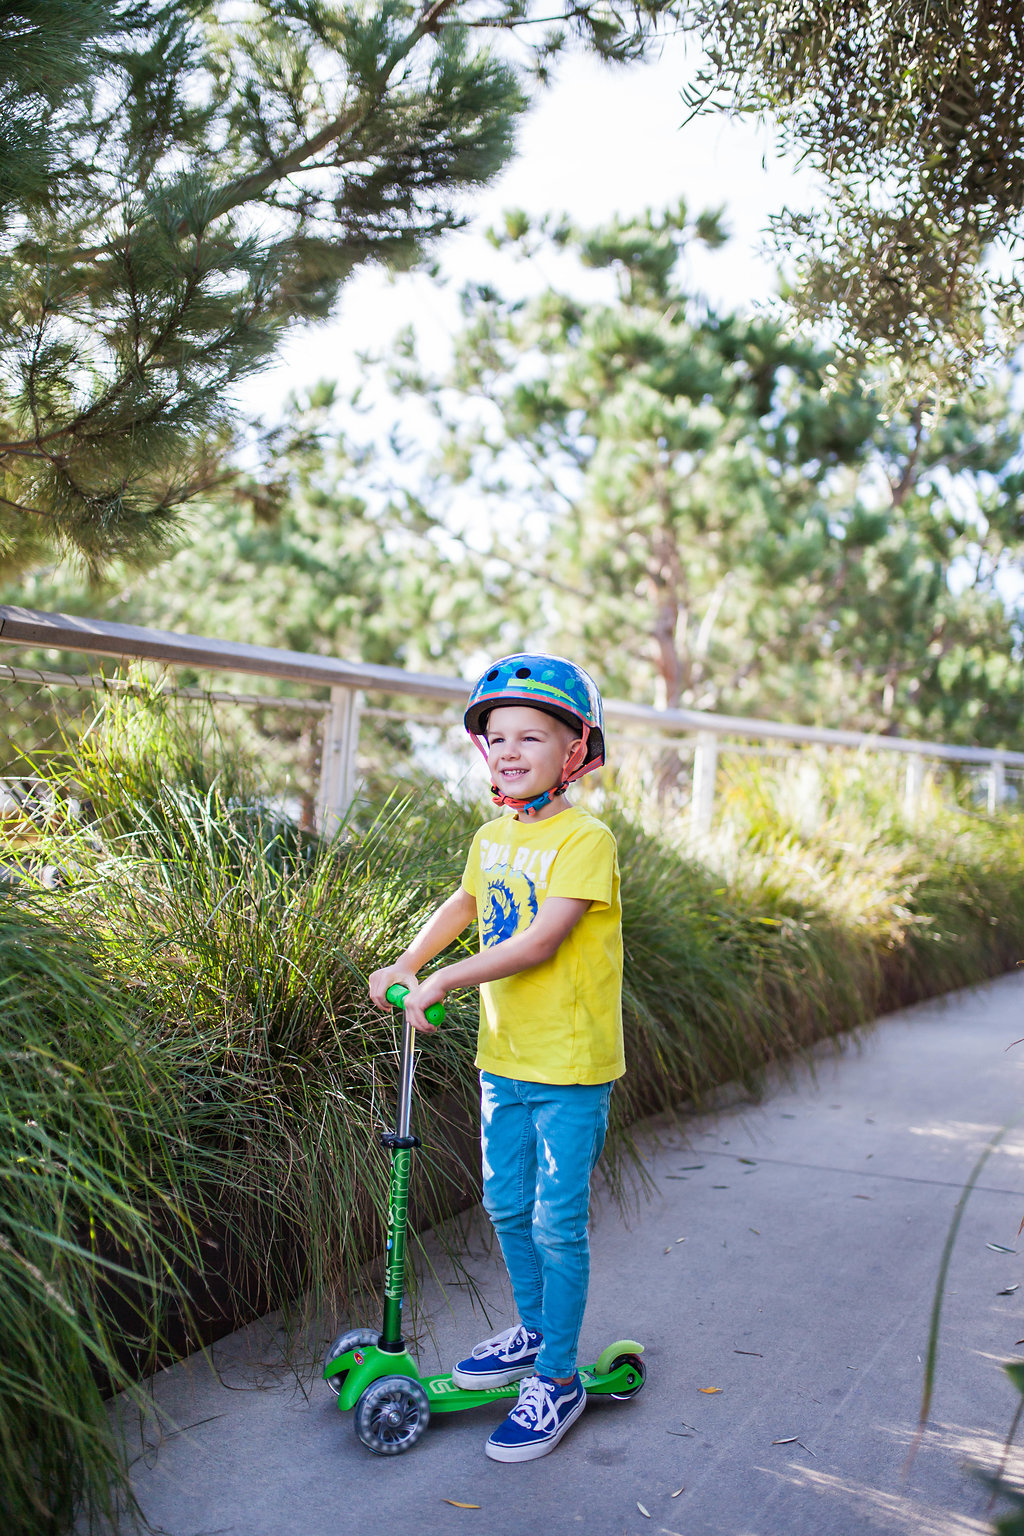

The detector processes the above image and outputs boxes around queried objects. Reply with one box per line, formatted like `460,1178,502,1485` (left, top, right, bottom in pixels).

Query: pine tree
381,206,1024,744
0,0,678,577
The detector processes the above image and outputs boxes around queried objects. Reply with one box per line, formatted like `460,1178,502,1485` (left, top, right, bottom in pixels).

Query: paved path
116,974,1024,1536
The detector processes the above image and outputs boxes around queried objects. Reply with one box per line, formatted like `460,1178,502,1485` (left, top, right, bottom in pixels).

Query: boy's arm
367,887,477,1010
400,896,589,1033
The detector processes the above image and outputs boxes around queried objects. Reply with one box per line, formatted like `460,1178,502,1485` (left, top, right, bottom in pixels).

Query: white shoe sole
451,1360,537,1389
484,1391,586,1462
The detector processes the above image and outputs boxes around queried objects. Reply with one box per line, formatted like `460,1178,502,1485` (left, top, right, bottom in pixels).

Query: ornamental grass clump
715,753,1024,1004
55,697,487,1314
0,904,204,1536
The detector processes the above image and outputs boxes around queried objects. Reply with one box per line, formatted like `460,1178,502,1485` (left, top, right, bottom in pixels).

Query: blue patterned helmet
464,654,605,778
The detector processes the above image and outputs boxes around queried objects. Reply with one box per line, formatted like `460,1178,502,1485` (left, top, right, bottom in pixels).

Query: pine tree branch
0,495,53,520
51,0,465,266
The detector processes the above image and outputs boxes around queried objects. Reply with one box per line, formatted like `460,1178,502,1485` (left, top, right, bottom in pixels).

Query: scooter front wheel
323,1328,380,1395
355,1375,430,1455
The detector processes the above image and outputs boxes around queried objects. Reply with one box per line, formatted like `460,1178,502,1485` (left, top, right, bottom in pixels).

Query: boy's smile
484,706,581,813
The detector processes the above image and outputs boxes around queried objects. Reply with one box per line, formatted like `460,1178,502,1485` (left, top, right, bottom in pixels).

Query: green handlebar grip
385,982,445,1027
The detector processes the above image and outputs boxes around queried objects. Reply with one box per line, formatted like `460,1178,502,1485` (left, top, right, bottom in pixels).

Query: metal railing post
690,732,718,837
316,686,362,837
793,751,824,835
904,756,925,817
988,760,1006,814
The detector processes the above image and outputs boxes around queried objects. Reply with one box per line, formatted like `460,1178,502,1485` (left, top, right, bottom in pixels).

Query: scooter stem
379,984,445,1352
378,1014,415,1350
395,1012,416,1140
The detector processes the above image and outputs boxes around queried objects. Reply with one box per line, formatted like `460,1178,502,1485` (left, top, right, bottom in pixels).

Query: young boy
369,653,624,1463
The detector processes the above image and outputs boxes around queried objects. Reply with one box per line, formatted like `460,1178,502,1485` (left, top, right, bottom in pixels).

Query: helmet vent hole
486,669,499,681
515,667,531,678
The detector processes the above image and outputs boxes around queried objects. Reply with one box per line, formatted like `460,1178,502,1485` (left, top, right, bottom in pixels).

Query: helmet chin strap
470,727,590,818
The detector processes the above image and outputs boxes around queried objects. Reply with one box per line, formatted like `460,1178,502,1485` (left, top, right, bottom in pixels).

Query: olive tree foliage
676,1,1024,389
0,0,677,579
382,207,1024,745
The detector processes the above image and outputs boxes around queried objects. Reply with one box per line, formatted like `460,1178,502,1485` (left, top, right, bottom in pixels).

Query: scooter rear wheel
608,1353,647,1400
354,1375,430,1455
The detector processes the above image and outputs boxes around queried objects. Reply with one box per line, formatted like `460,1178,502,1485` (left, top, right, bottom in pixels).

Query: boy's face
484,705,582,804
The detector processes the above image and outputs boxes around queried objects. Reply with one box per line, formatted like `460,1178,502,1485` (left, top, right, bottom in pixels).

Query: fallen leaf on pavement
637,1502,650,1518
772,1437,799,1445
734,1350,763,1357
699,1387,722,1394
442,1500,480,1509
671,1487,684,1497
988,1243,1017,1254
738,1158,757,1165
998,1285,1020,1295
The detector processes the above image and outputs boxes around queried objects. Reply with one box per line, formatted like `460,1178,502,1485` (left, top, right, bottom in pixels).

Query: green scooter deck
325,1339,644,1415
422,1354,644,1413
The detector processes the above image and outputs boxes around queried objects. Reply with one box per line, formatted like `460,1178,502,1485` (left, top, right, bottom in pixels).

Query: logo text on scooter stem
384,1150,411,1301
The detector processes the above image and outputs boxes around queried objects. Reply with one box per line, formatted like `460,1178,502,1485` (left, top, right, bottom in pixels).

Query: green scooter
323,983,645,1455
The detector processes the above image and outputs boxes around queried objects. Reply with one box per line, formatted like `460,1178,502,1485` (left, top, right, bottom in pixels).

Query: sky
239,33,823,419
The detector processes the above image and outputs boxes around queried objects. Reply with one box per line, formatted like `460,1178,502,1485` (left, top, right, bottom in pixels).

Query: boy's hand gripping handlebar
385,983,446,1029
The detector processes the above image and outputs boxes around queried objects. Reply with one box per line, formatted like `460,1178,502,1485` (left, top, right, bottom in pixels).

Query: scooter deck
422,1357,642,1413
325,1339,643,1414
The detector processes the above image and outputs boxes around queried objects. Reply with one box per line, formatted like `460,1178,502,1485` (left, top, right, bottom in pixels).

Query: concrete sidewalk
116,974,1024,1536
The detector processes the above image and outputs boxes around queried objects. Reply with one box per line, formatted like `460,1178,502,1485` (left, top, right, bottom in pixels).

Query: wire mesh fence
0,658,328,815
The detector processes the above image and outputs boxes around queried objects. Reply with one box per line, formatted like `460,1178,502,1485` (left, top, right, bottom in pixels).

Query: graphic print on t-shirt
482,873,538,945
462,807,626,1084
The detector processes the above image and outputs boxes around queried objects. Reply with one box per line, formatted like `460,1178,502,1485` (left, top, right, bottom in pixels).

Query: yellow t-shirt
460,805,625,1086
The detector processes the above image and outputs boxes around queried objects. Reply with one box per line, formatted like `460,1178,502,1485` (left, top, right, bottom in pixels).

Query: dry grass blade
909,1114,1024,1474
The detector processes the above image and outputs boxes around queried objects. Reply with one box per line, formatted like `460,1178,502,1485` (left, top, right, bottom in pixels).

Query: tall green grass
0,905,205,1536
3,697,1024,1532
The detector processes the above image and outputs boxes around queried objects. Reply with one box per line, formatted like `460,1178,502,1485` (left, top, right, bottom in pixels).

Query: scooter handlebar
385,983,446,1028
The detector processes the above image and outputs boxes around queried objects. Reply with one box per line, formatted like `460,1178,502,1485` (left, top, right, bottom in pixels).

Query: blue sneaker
485,1372,586,1462
452,1323,542,1389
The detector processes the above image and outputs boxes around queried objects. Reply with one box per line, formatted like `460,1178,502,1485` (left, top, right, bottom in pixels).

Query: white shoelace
471,1323,530,1362
510,1376,563,1432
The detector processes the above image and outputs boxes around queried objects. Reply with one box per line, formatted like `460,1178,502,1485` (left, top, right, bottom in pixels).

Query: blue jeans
479,1071,613,1380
